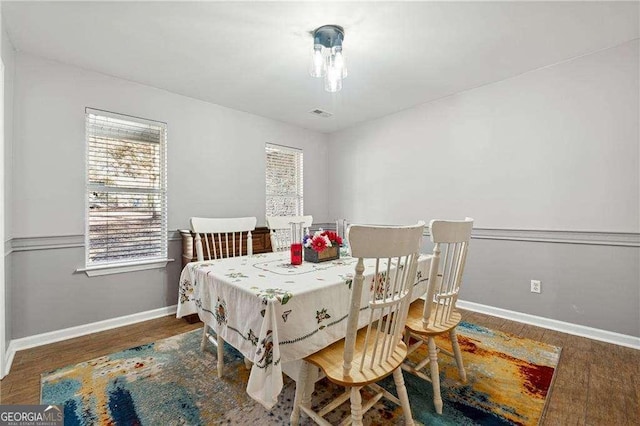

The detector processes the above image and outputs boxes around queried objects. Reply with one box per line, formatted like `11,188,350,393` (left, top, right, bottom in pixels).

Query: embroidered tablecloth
176,251,431,409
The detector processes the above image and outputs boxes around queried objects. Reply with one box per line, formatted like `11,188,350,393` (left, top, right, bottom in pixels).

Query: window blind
265,143,303,217
86,109,167,266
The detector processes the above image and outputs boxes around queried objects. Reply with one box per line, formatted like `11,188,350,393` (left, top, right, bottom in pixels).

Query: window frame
265,143,304,217
80,108,170,276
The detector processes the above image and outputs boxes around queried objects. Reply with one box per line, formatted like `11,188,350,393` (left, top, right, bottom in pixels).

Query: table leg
290,361,319,425
302,364,319,408
290,361,308,425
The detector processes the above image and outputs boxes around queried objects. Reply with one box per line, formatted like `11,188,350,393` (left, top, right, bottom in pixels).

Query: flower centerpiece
303,229,343,263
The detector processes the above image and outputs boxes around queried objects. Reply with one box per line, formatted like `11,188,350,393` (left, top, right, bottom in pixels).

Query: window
85,108,167,272
265,143,303,217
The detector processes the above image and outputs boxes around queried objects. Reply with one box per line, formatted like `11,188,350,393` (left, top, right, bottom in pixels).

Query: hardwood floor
1,311,638,425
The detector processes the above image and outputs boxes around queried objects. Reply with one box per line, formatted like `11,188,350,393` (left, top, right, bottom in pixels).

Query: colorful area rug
41,322,561,425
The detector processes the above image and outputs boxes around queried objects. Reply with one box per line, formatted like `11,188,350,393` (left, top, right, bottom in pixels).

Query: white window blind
266,143,303,217
85,108,167,266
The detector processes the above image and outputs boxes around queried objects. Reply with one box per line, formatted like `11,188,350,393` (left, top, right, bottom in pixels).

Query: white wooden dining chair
189,216,257,377
402,217,473,414
291,221,425,426
190,216,257,261
265,215,313,252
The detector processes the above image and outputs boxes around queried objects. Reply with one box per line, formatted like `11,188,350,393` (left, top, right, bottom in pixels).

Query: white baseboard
3,305,178,375
3,341,17,378
457,300,640,350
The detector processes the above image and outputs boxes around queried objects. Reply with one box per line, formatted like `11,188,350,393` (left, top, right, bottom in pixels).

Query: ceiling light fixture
310,25,347,93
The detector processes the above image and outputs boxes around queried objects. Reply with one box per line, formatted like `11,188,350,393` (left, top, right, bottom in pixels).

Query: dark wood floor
1,311,638,425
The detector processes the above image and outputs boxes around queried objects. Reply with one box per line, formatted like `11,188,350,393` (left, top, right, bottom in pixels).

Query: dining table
176,249,432,410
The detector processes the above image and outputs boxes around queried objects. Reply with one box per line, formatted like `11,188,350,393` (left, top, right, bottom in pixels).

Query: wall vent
309,108,333,118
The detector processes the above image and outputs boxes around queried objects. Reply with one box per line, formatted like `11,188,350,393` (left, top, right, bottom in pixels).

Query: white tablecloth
176,251,431,409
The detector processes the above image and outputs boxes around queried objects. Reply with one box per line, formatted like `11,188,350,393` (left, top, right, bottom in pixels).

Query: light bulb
333,47,347,78
324,53,343,92
309,45,325,78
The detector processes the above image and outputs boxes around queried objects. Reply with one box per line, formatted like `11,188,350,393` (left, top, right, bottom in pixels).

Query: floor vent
309,108,333,118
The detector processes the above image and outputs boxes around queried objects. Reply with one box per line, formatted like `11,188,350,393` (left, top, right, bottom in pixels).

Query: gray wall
9,53,330,339
9,240,183,338
420,237,639,337
2,15,15,351
329,41,640,337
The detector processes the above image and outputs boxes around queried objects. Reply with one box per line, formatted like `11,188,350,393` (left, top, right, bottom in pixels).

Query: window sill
76,258,174,277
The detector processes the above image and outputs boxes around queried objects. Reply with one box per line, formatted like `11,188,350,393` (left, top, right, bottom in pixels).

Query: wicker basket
304,246,340,263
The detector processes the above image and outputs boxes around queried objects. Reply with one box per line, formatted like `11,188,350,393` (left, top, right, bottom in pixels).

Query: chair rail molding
426,227,639,247
3,228,639,255
6,231,183,255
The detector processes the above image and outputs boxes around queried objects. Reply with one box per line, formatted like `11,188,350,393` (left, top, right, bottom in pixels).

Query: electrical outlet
530,280,541,293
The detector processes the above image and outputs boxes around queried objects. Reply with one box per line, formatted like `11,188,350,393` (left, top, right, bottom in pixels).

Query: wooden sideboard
179,226,273,268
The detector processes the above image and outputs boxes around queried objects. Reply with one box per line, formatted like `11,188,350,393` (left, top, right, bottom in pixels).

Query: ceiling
3,1,639,133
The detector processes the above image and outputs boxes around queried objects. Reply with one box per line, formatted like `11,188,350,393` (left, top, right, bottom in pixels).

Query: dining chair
189,216,257,377
265,215,313,252
402,217,473,414
290,221,425,426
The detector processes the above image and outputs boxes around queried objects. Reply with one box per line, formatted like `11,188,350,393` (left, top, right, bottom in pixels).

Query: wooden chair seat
405,299,462,336
305,327,409,387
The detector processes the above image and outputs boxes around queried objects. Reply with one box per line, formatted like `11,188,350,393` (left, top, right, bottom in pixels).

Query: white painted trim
467,228,639,247
4,305,178,373
0,57,5,379
457,300,640,350
76,258,174,276
9,231,182,254
3,341,16,378
6,229,636,253
424,227,639,247
12,234,84,252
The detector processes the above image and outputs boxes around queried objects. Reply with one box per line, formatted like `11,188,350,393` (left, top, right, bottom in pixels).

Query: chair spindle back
190,217,257,261
422,218,473,329
266,215,313,252
344,222,425,376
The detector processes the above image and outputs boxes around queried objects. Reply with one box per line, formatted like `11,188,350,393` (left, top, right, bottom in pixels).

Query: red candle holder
290,221,304,265
290,242,303,265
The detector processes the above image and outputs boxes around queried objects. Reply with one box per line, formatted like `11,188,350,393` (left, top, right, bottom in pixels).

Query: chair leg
449,328,466,382
244,357,252,370
200,325,208,351
216,334,224,378
428,337,443,414
393,368,415,426
350,386,364,426
291,361,310,426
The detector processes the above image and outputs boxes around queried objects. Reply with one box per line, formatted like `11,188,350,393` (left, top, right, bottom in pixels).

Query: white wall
329,41,639,232
328,40,640,337
9,52,329,338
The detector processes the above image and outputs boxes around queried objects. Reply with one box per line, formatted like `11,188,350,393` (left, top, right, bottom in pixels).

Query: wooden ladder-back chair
266,215,313,252
189,216,257,377
402,217,473,414
190,216,257,261
291,221,425,426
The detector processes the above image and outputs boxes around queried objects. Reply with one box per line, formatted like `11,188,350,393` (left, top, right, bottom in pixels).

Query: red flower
323,231,342,245
310,236,328,252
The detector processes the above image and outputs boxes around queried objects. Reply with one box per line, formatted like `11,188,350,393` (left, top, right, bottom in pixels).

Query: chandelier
310,25,348,93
